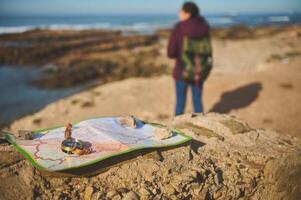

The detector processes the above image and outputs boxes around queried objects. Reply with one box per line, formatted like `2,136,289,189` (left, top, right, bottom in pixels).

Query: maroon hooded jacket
167,16,210,80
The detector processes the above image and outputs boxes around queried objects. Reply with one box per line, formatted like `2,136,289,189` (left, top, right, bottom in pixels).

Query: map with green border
5,117,191,172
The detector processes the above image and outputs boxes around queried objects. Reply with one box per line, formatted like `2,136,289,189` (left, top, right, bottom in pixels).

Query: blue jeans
175,80,203,116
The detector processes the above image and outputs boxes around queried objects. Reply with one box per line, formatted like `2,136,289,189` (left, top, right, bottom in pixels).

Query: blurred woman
168,2,211,116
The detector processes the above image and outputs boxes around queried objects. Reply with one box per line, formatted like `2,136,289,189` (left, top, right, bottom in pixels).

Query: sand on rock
1,113,300,200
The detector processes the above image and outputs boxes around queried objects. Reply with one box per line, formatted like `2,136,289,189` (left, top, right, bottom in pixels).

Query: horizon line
1,11,300,17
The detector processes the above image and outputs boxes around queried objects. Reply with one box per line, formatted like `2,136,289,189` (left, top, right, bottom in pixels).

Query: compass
61,138,84,154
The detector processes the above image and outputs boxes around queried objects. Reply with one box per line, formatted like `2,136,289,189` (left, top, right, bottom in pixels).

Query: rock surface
1,113,301,200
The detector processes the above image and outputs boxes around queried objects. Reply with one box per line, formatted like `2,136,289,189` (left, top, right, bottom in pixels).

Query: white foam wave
267,16,290,22
111,22,173,33
42,23,113,30
0,26,36,34
0,21,174,34
208,17,234,25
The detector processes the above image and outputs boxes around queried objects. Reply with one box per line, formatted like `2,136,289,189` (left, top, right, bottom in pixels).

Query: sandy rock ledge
0,113,300,200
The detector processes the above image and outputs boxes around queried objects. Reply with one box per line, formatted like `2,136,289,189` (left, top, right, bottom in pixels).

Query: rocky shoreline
1,25,300,89
0,29,167,89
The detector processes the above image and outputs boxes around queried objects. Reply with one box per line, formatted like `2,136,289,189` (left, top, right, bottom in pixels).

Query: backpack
181,36,213,85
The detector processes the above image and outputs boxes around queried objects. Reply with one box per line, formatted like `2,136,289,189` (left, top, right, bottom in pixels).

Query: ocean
0,13,301,34
0,67,97,125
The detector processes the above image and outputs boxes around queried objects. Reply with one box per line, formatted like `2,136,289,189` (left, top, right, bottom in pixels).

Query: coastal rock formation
0,29,166,89
1,25,300,90
1,113,300,200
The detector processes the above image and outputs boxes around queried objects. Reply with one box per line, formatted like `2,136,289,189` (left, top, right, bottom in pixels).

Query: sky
0,0,301,16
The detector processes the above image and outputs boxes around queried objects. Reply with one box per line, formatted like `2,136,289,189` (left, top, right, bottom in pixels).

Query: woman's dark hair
182,2,200,18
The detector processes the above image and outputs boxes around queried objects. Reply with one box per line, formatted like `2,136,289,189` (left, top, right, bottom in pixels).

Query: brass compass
61,123,87,155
